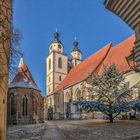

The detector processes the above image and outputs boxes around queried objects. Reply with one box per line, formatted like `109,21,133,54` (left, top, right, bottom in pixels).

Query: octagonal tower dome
49,31,64,53
71,38,82,60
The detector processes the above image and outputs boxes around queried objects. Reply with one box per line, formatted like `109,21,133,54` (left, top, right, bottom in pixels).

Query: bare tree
9,27,23,81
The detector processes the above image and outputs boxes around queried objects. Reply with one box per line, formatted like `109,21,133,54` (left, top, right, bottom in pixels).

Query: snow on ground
7,123,45,140
7,120,140,140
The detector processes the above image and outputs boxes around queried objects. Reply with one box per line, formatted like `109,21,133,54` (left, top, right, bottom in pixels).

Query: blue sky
13,0,133,96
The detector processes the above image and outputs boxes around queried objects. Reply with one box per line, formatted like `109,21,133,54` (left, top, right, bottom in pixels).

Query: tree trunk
109,114,113,123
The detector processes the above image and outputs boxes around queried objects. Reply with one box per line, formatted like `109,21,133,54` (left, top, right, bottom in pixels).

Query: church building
8,58,44,125
44,32,140,120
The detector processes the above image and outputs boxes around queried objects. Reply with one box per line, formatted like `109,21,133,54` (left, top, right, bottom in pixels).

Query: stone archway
47,106,53,120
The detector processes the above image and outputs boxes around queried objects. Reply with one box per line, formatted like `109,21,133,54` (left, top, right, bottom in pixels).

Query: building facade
8,58,44,125
44,1,140,120
0,0,12,139
46,32,68,95
44,34,140,120
104,0,140,71
44,32,83,119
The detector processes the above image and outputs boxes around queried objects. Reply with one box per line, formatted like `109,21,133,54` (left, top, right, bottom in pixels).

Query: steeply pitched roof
9,58,40,91
51,35,135,95
53,42,112,94
98,35,135,75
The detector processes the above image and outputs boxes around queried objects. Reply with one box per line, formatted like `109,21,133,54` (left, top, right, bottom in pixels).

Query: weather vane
55,28,58,32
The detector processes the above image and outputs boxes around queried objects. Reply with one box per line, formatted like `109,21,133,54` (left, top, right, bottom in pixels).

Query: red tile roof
49,35,135,96
98,35,135,75
53,42,112,94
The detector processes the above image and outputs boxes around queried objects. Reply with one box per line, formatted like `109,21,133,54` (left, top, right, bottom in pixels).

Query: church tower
71,38,82,67
46,31,68,95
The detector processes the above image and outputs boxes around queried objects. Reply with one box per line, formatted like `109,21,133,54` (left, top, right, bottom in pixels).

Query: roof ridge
90,42,112,75
51,42,112,95
113,34,135,48
9,58,40,91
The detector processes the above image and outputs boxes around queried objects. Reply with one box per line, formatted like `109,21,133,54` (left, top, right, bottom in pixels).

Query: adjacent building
0,0,12,139
8,58,44,125
104,0,140,71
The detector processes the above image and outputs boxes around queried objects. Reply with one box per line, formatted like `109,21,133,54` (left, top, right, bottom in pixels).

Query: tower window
22,95,28,116
58,57,62,68
49,59,51,70
50,98,52,106
59,76,62,81
49,77,50,82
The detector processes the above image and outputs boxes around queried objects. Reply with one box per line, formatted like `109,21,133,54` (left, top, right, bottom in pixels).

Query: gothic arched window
49,59,51,70
22,95,28,116
77,92,81,100
76,89,81,112
10,94,16,116
66,92,71,103
58,57,62,68
34,97,38,115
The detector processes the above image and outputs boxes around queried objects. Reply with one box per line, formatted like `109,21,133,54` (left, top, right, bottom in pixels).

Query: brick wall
7,88,44,125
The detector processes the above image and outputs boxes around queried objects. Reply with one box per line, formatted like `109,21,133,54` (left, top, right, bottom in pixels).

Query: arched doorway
47,106,53,120
47,98,53,120
65,92,72,119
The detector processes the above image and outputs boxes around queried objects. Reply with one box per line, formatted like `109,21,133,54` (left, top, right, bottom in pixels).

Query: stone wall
7,88,44,125
0,0,12,139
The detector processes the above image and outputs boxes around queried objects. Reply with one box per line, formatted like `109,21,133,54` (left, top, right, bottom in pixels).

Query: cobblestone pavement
8,120,140,140
7,123,45,140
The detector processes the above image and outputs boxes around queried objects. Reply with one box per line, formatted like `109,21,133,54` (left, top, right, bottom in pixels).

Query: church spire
49,30,64,53
54,30,59,42
18,57,24,68
71,38,81,53
9,57,40,91
53,28,61,43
